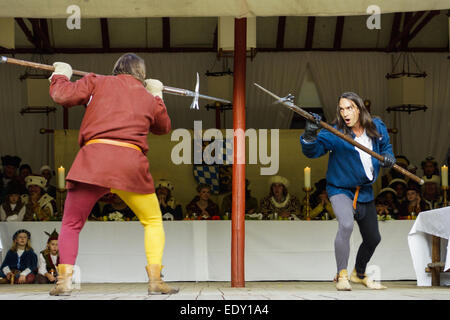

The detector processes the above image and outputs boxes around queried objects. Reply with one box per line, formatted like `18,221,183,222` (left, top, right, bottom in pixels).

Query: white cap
268,175,290,188
40,165,52,174
25,175,47,189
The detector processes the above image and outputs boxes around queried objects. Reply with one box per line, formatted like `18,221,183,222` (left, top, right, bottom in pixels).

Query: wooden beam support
400,12,413,50
407,10,441,43
39,19,52,50
100,18,110,50
333,16,345,50
387,11,426,51
15,18,41,49
29,18,52,52
162,17,170,50
213,25,218,51
276,16,286,49
304,16,316,50
389,12,403,50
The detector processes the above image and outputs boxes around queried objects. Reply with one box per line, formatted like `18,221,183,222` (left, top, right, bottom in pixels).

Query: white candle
442,165,448,187
304,167,311,189
58,166,65,189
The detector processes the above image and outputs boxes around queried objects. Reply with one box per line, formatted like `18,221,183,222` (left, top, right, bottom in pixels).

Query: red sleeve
150,96,171,135
49,73,97,107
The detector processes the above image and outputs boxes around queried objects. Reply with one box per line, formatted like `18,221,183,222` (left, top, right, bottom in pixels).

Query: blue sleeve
31,251,38,272
375,119,394,157
23,250,38,272
0,250,13,270
300,129,334,159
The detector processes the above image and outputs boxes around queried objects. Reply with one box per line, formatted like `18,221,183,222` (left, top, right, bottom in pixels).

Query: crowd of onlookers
1,153,448,223
376,155,448,220
0,156,58,222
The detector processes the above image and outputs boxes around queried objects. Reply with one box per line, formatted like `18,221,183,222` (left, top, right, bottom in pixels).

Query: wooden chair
424,236,449,286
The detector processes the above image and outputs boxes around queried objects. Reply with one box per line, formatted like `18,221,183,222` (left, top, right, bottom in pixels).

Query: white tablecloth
0,220,417,283
408,207,450,286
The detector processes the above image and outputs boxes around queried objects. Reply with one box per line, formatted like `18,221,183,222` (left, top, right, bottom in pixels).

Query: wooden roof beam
407,10,441,43
387,11,425,51
162,17,170,50
15,18,41,49
333,16,345,50
100,18,110,50
28,18,52,52
276,16,286,49
389,13,403,49
304,16,315,50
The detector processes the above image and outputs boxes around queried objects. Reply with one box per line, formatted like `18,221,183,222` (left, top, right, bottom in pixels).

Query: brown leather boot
334,269,352,291
49,264,74,296
350,269,387,289
146,264,179,295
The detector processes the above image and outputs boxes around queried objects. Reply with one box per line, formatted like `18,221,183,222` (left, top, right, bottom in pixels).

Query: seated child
0,182,26,221
36,229,60,284
0,229,38,284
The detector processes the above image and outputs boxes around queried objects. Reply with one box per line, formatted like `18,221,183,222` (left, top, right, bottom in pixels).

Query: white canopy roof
1,0,449,18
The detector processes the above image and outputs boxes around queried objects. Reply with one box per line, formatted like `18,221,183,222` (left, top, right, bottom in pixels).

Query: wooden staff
254,83,425,185
0,56,232,105
1,56,88,76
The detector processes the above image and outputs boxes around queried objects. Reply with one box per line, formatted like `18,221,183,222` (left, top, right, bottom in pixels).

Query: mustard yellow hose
111,189,164,265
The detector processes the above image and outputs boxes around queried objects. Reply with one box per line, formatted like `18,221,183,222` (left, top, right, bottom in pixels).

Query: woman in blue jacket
301,92,395,291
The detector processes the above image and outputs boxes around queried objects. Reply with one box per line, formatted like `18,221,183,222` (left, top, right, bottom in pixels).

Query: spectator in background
87,202,102,221
36,229,60,284
304,178,335,220
375,187,399,219
155,179,183,221
389,179,408,207
421,156,439,178
260,175,302,220
381,155,409,188
407,164,418,176
18,164,33,194
22,175,57,221
221,179,259,219
101,193,137,220
0,229,37,284
398,184,429,219
421,175,443,209
40,165,57,198
186,183,220,219
0,155,21,203
0,182,26,222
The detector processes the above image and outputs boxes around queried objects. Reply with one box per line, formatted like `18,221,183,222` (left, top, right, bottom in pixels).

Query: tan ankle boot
334,269,352,291
49,264,74,296
146,264,179,295
350,269,387,289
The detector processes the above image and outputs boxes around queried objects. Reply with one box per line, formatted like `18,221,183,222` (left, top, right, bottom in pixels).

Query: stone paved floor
0,281,449,300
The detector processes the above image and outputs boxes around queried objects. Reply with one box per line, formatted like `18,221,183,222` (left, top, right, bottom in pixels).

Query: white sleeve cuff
3,266,11,275
20,268,31,277
301,136,315,144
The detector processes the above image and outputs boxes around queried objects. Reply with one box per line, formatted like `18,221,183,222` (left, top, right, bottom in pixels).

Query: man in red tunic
48,53,178,296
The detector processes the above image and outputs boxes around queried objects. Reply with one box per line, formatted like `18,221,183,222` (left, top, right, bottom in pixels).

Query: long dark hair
333,92,380,139
112,53,146,85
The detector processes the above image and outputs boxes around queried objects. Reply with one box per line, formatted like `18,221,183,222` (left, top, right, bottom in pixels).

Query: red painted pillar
231,17,246,288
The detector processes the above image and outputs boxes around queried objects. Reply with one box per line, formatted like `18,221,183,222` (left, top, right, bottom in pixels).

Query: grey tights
330,194,381,274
